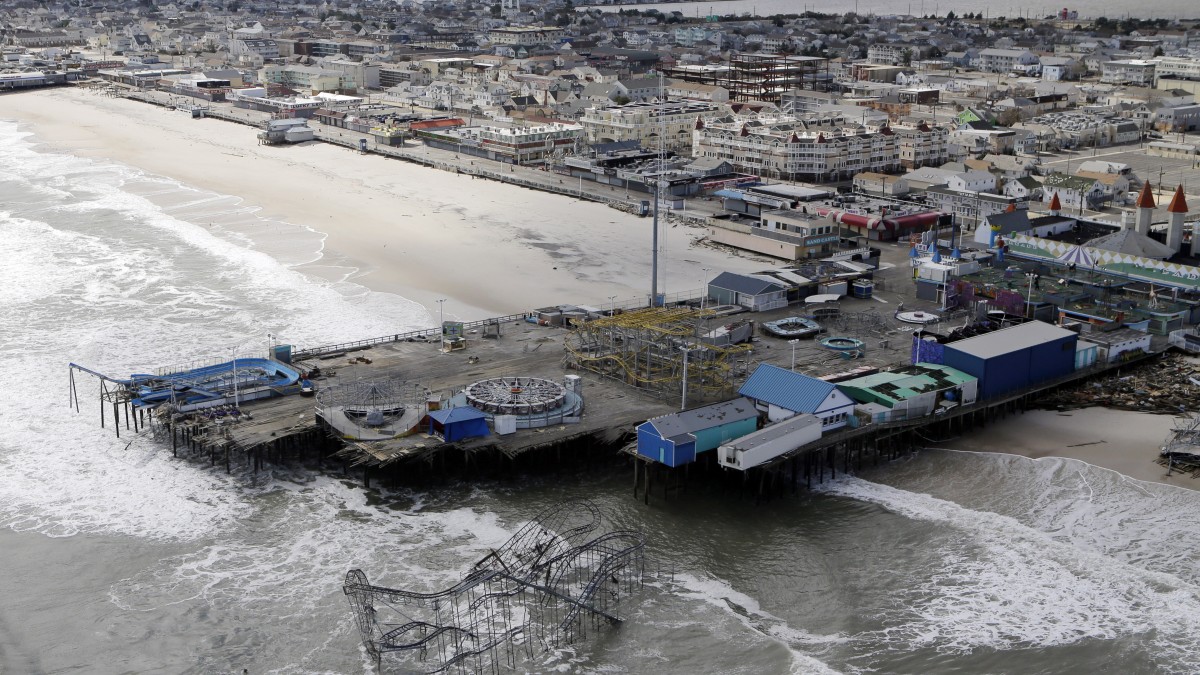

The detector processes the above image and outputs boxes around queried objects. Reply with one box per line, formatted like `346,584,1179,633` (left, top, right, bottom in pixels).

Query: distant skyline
587,0,1200,21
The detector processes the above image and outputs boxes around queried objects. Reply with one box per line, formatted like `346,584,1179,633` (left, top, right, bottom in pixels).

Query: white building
977,48,1040,74
230,38,280,61
692,117,946,180
581,101,725,153
1154,56,1200,83
1101,60,1157,86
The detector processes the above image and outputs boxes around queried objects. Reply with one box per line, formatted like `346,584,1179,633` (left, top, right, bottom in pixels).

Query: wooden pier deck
158,317,682,481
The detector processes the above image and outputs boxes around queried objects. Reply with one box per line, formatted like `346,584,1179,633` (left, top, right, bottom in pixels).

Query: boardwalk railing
292,312,534,360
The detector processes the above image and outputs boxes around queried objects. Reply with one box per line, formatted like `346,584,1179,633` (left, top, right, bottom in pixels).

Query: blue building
737,363,857,429
636,398,760,467
942,321,1077,400
427,407,491,442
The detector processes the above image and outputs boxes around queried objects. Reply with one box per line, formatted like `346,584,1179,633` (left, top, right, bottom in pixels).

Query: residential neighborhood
4,3,1200,258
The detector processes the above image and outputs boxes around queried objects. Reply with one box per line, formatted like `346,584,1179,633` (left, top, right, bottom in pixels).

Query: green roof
838,363,975,407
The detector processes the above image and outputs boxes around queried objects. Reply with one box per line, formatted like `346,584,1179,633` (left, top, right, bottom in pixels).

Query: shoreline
935,407,1196,491
2,87,767,322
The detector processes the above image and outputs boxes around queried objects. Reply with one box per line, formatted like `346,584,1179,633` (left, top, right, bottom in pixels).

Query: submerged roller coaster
343,501,646,673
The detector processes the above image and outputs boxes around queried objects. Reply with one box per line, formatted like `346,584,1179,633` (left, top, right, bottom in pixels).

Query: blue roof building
636,398,760,467
427,406,491,442
942,321,1077,400
738,363,856,430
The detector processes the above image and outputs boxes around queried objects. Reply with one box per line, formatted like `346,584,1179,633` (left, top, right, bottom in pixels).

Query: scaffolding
663,54,831,103
563,307,754,400
343,501,646,674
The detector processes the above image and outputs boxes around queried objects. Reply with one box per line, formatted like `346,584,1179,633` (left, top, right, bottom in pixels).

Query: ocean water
2,117,1199,674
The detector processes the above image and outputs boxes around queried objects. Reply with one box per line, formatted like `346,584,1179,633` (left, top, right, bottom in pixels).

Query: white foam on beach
0,121,432,541
821,476,1200,672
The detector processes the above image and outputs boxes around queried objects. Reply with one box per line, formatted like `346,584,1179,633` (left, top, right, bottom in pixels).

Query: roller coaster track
343,501,647,673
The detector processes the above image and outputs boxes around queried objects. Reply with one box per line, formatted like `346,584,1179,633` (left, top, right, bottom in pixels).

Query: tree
613,95,631,105
997,108,1022,126
490,3,501,17
1153,46,1164,57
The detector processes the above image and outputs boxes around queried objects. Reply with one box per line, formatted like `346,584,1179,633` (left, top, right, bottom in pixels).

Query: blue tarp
428,406,491,442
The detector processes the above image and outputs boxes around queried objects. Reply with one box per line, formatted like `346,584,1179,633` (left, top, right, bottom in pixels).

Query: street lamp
1025,272,1037,318
437,298,446,351
789,339,799,371
700,268,710,309
680,344,691,410
230,346,239,407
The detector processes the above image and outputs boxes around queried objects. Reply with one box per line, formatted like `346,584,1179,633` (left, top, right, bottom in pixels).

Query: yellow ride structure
563,307,754,401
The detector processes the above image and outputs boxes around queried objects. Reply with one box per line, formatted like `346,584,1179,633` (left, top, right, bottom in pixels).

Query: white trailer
717,413,822,470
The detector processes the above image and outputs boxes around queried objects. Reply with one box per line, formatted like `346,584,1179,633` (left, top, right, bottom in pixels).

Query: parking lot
1040,143,1200,193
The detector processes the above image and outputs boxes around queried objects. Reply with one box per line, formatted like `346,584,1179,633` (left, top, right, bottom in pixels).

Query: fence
292,312,533,360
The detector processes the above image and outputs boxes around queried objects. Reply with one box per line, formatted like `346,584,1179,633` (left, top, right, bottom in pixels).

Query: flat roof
748,184,835,200
946,321,1076,360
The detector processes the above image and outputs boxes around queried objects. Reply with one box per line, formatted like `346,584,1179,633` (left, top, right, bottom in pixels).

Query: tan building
259,65,351,94
894,122,950,169
581,101,726,153
853,172,910,196
488,27,564,47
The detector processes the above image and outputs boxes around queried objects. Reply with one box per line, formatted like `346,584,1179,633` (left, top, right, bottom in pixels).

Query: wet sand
940,407,1197,491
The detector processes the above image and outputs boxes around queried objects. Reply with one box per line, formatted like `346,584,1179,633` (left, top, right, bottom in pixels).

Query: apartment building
230,38,280,61
488,27,564,47
867,44,908,65
894,122,950,169
259,65,353,94
923,187,1018,229
1101,60,1157,86
581,101,725,153
1155,56,1200,82
976,48,1040,74
421,121,583,164
692,116,904,181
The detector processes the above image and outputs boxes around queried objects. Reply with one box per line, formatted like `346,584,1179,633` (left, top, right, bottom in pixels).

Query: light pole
680,345,691,410
700,268,710,309
789,339,799,371
608,295,617,316
230,346,239,407
437,298,446,351
1025,272,1036,318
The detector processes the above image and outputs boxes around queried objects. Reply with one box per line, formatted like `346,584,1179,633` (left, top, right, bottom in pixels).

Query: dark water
2,119,1198,674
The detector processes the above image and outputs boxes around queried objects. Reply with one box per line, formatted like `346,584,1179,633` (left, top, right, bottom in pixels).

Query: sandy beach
939,407,1197,491
1,87,768,321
